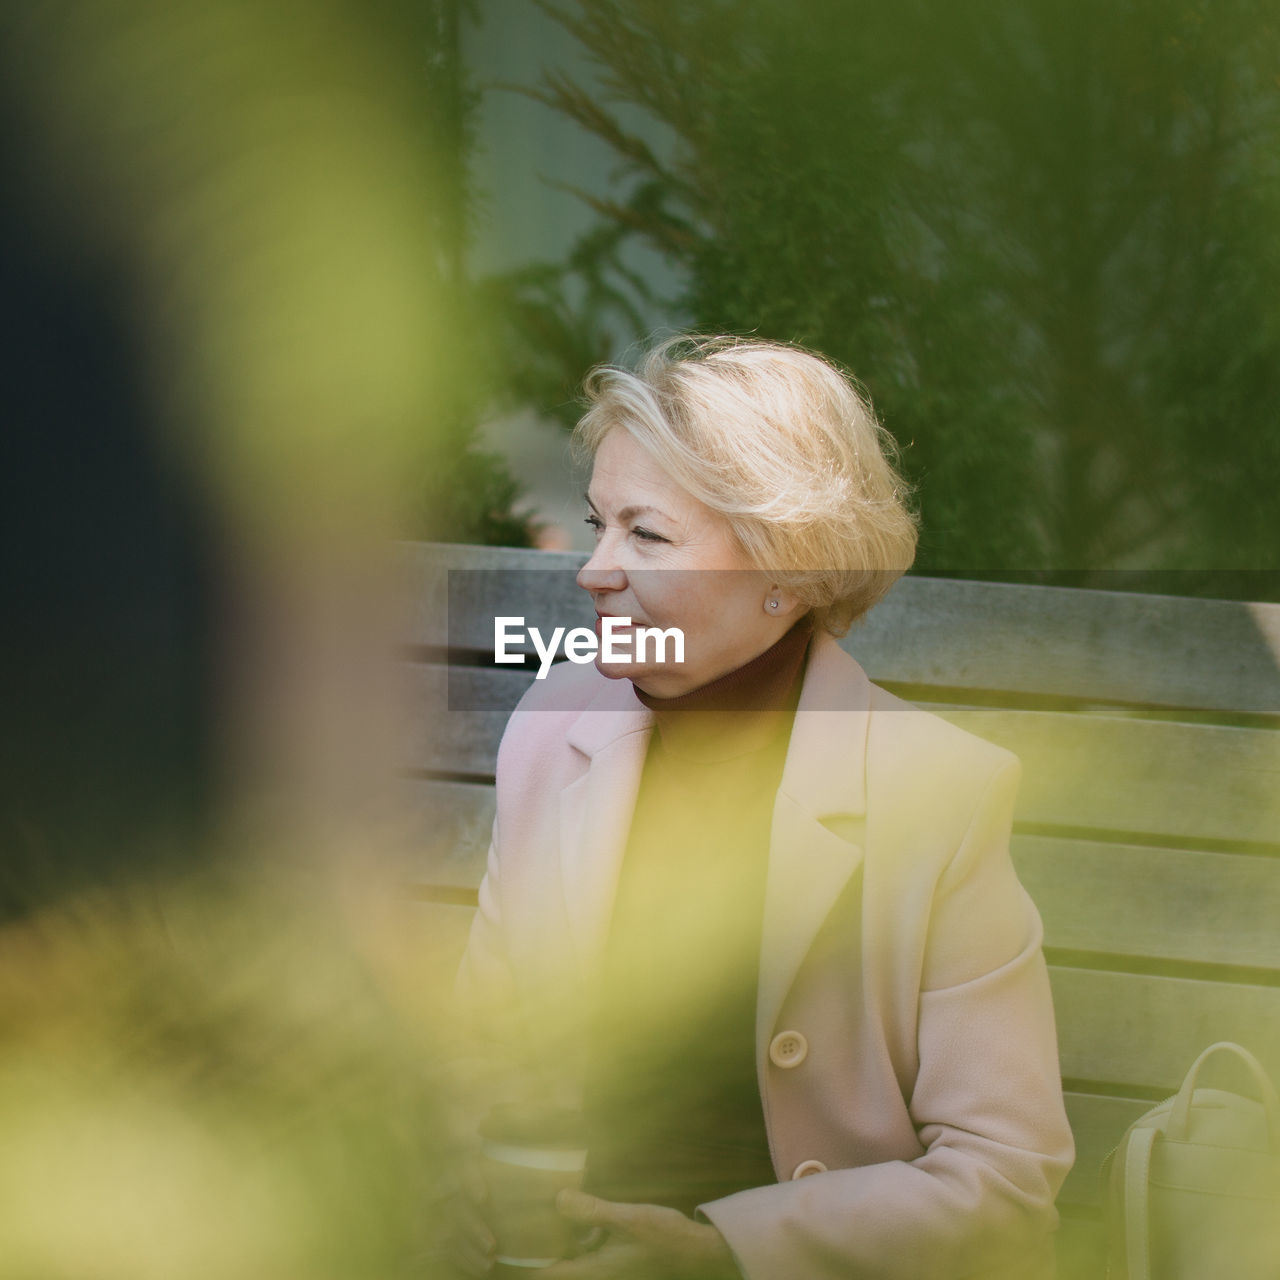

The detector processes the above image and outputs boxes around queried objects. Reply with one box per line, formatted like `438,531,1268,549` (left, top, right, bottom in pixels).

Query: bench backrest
399,542,1280,1276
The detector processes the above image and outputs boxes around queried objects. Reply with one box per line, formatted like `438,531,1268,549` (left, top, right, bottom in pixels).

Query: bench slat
1051,967,1280,1093
1060,1092,1151,1208
856,579,1280,718
1016,834,1280,971
400,664,518,777
395,779,1280,972
394,778,495,888
402,543,1280,716
404,666,1280,846
931,705,1280,847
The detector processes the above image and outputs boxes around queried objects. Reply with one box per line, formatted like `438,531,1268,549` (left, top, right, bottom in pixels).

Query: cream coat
457,631,1075,1280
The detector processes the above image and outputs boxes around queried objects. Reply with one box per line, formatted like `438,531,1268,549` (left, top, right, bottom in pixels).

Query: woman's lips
594,613,640,638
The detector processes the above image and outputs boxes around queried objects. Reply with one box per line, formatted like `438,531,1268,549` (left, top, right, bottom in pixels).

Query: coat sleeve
697,756,1075,1280
451,690,587,1124
455,817,516,1050
446,816,525,1138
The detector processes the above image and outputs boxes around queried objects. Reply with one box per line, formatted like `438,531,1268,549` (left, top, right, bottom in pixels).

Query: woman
453,336,1074,1280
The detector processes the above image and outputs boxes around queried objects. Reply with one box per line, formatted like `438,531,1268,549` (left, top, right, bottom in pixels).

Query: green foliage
514,0,1280,576
414,411,540,545
478,231,662,431
413,0,539,548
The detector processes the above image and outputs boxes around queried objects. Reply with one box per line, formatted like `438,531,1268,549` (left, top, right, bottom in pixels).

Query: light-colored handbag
1102,1041,1280,1279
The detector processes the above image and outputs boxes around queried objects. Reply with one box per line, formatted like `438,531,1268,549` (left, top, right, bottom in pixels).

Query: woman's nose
576,538,627,594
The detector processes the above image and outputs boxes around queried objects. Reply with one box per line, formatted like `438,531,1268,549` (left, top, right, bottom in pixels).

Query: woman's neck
633,616,814,762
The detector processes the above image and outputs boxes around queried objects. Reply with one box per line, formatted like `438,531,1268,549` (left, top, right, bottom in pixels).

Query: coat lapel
756,633,872,1051
559,680,653,984
552,633,872,1051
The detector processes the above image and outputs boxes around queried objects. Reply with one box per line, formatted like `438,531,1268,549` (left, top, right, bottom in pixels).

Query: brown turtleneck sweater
583,617,814,1217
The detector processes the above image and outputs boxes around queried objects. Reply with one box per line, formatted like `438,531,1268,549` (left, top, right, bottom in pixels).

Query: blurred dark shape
0,8,473,1268
0,122,216,920
0,0,525,914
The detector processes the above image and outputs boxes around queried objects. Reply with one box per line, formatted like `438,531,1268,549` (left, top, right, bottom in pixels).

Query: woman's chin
594,655,638,683
594,656,678,692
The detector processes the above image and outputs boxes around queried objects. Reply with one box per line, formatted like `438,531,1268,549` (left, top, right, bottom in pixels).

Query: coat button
768,1030,808,1068
791,1159,828,1179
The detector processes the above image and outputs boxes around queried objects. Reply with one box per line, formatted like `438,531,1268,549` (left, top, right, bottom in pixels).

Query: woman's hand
540,1189,741,1280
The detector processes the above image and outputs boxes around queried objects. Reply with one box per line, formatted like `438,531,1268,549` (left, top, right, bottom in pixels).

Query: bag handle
1122,1124,1156,1280
1166,1041,1280,1149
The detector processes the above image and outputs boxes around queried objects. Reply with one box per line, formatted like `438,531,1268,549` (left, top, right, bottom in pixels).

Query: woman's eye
583,514,665,543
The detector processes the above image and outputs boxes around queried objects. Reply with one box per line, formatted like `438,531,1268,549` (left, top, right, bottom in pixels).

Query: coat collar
556,632,872,1041
563,672,651,759
560,629,870,790
560,676,653,977
758,631,870,1046
776,630,871,819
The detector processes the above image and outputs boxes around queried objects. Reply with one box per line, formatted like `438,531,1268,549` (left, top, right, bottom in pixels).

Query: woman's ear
763,585,804,620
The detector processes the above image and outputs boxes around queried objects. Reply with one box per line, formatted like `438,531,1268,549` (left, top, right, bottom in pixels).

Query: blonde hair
572,334,918,635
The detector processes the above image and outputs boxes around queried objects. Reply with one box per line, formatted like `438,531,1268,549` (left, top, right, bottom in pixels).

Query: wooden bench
396,541,1280,1279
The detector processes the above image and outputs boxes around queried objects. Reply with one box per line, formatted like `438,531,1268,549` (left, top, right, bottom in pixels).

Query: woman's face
577,428,796,697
